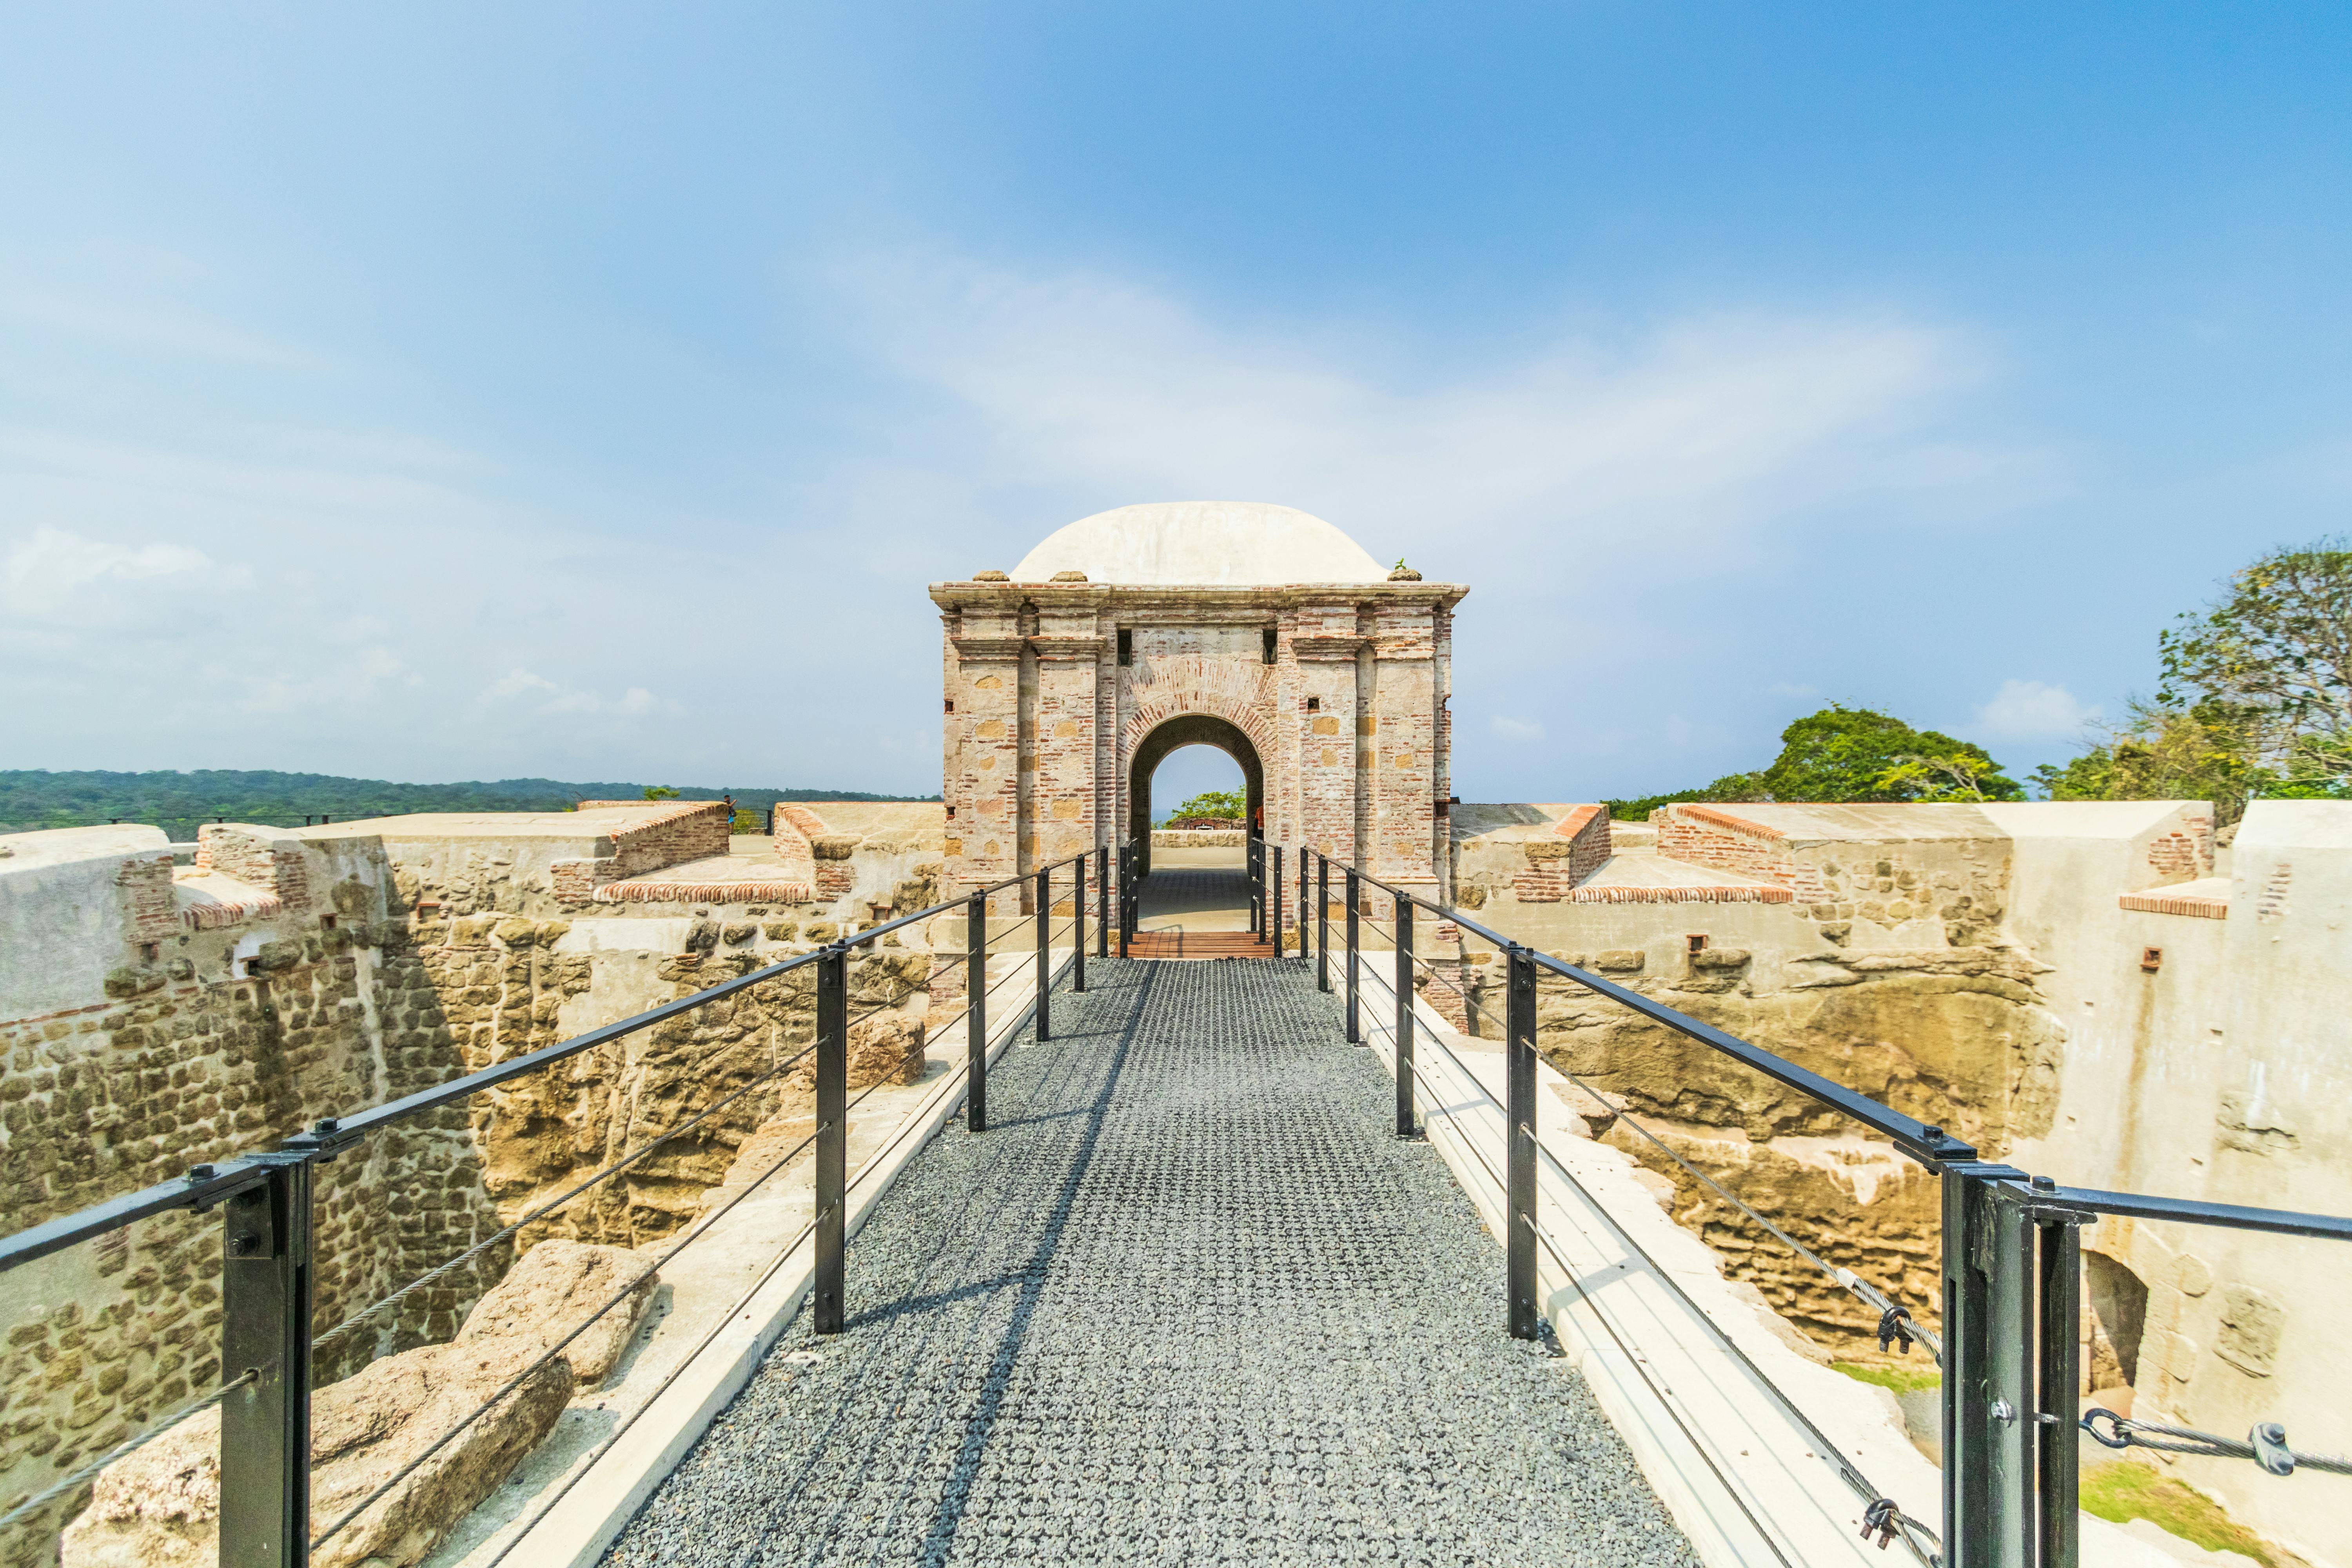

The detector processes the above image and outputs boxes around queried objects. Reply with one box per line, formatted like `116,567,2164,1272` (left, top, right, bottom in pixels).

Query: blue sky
4,4,2348,802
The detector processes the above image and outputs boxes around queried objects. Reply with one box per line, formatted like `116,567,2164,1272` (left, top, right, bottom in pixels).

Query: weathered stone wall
1447,802,2069,1352
0,809,944,1565
1446,794,2352,1566
0,835,499,1568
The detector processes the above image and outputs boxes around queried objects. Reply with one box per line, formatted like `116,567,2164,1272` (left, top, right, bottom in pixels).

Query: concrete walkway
601,958,1692,1568
1134,865,1254,932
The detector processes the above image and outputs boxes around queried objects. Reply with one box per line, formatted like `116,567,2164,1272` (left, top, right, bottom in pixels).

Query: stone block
62,1338,571,1568
452,1239,657,1386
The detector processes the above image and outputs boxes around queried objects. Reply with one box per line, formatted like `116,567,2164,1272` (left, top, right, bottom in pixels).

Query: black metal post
1395,899,1416,1136
966,894,988,1133
1118,842,1136,955
1505,944,1538,1341
1344,869,1361,1042
1316,855,1330,993
1270,845,1283,953
2038,1201,2082,1568
1942,1161,2037,1567
1034,867,1051,1041
1298,851,1310,964
1073,852,1087,993
220,1154,312,1568
814,944,847,1333
1096,845,1109,958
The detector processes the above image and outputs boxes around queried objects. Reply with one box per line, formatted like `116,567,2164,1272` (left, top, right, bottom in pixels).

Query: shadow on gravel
896,961,1158,1564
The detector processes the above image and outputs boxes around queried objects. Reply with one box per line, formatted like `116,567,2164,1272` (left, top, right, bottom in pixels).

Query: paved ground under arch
603,957,1693,1568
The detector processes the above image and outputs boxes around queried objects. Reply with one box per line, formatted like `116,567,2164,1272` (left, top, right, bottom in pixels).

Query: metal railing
0,846,1117,1567
1296,846,2352,1568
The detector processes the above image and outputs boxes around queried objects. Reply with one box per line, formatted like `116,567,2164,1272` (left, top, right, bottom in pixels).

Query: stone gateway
929,501,1468,899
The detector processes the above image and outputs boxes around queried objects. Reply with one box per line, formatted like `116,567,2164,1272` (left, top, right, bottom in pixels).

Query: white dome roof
1012,502,1386,586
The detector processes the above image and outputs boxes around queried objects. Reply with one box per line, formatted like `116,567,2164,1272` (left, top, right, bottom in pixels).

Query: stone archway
1130,714,1262,878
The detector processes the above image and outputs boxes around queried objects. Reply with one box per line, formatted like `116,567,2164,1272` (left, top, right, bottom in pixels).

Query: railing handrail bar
1515,948,1966,1167
1,848,1107,1275
1309,846,2352,1247
2047,1184,2352,1242
1304,849,1972,1167
334,948,825,1141
0,1157,279,1274
855,848,1096,949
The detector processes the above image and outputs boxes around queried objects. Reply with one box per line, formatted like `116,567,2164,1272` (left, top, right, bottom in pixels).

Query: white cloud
0,524,211,610
1768,682,1820,699
833,251,2050,567
1973,679,2096,740
1491,715,1544,742
486,669,673,719
484,668,560,701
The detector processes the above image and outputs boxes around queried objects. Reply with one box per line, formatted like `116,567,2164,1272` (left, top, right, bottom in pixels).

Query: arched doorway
1129,714,1263,877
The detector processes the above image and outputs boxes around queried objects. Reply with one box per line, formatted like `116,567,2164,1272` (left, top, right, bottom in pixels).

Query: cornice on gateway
927,581,1468,613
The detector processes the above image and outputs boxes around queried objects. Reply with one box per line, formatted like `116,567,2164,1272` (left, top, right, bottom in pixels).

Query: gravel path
603,957,1695,1567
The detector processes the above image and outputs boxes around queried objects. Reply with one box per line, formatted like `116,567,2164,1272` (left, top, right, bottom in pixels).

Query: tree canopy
1165,789,1246,823
2037,539,2352,824
1605,705,2021,819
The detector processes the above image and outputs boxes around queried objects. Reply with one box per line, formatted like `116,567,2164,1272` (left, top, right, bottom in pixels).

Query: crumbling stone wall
1528,944,2062,1347
2,812,943,1566
1448,808,2060,1352
0,889,501,1568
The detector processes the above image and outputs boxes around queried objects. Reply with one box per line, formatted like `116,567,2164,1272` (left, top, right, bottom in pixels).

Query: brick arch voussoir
1123,692,1276,773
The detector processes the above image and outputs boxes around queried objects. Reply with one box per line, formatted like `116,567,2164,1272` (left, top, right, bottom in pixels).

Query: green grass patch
2080,1462,2300,1568
1832,1360,1942,1395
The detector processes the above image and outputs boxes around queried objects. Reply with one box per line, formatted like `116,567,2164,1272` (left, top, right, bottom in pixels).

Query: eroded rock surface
62,1240,656,1568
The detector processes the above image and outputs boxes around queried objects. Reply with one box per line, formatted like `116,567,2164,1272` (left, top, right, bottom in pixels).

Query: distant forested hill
0,770,936,836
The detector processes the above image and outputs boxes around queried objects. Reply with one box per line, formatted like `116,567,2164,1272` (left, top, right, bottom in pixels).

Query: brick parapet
1511,807,1613,902
113,851,181,946
1653,804,1831,902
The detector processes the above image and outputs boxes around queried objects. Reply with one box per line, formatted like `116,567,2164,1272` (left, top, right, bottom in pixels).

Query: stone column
1367,599,1440,891
947,602,1025,904
1031,601,1104,879
1292,598,1365,868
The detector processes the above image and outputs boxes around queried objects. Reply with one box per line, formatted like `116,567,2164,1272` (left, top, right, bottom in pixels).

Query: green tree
1604,707,2020,818
2158,537,2352,793
1168,789,1246,822
2037,539,2352,824
642,785,681,800
2032,699,2269,820
1758,706,2023,803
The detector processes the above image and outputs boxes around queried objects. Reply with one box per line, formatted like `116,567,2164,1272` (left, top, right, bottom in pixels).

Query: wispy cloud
482,668,671,719
0,524,212,611
831,250,2054,566
1491,715,1544,742
1972,679,2097,741
0,287,319,368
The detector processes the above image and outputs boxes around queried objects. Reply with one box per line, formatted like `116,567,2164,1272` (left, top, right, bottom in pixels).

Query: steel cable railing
0,1369,258,1538
318,861,1100,1550
0,842,1113,1568
1353,903,1943,1363
475,896,1094,1566
310,1030,824,1358
1300,845,2352,1568
1350,909,1940,1566
310,1117,828,1548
